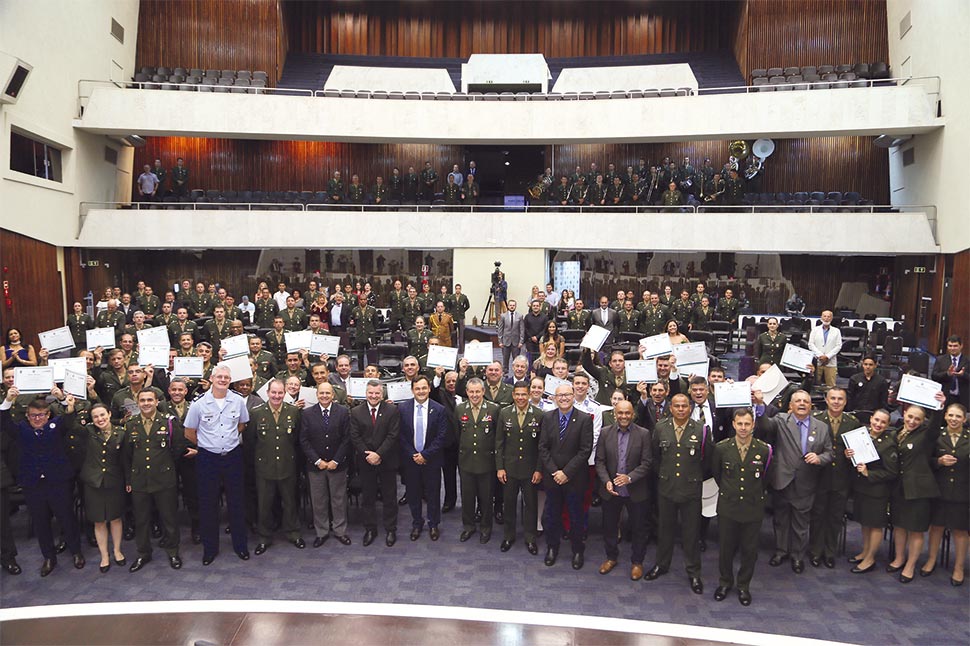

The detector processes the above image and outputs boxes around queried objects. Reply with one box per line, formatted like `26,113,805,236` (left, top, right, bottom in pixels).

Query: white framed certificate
39,326,75,354
714,381,753,408
753,364,790,405
427,345,458,370
219,334,250,359
309,334,340,357
284,330,312,353
544,374,571,396
62,369,88,399
780,344,815,373
135,325,170,348
841,426,881,466
639,333,673,359
386,381,414,402
897,374,944,410
86,327,116,350
48,357,87,382
346,377,370,399
285,386,318,405
463,342,494,366
138,345,171,368
14,367,54,394
218,355,253,383
173,356,204,378
580,325,611,352
625,359,658,384
672,341,708,366
256,381,270,402
677,360,710,381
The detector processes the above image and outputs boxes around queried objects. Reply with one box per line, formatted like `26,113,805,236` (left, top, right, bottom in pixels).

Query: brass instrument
729,140,750,159
528,182,545,200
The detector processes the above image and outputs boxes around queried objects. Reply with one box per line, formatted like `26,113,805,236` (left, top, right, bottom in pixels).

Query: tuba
528,182,545,200
729,140,750,159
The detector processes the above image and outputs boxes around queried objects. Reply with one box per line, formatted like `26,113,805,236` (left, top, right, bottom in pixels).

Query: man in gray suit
496,299,524,376
595,400,653,580
593,295,619,346
754,389,833,573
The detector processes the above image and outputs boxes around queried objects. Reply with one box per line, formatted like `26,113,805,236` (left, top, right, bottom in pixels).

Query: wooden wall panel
134,139,465,193
553,137,889,202
732,0,889,80
782,255,894,318
136,0,281,82
283,1,738,58
0,229,64,352
947,250,970,347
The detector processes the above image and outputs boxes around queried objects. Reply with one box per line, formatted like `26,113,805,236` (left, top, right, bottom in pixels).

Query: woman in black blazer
887,394,945,582
844,409,898,573
79,403,127,572
921,403,969,586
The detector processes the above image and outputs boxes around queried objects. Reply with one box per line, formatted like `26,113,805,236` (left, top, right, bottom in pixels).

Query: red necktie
371,407,377,426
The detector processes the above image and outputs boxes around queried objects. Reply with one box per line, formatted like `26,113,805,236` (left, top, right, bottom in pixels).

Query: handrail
695,75,941,99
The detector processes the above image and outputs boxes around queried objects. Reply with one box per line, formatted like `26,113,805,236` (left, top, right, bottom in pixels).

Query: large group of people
1,275,966,609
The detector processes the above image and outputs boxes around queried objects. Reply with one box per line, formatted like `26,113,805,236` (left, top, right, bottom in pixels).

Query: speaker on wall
0,52,31,105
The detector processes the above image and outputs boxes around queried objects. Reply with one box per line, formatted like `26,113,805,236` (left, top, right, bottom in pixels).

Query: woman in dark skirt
80,403,127,572
921,403,969,586
844,409,898,573
887,394,945,582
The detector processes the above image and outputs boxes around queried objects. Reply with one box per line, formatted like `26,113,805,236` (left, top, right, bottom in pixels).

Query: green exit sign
913,266,926,273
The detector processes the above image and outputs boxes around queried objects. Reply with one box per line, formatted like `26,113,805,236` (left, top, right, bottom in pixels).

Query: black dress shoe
363,530,377,546
572,553,584,570
385,531,397,547
398,495,408,506
544,548,558,566
919,567,935,577
738,589,752,606
429,528,440,542
644,565,668,581
254,543,269,556
494,510,504,525
459,530,475,543
952,576,964,587
847,556,863,564
689,577,704,594
235,550,250,561
312,536,327,548
886,563,903,573
55,540,67,554
526,542,538,555
73,553,85,569
479,532,491,545
810,555,822,568
114,556,126,566
40,558,56,577
500,539,513,552
769,554,789,567
202,554,216,566
169,555,182,570
2,559,22,576
714,586,730,601
292,538,306,549
824,557,836,569
129,557,150,573
899,572,913,583
99,563,110,573
410,527,422,541
791,559,805,574
336,535,352,545
851,563,876,574
441,502,455,513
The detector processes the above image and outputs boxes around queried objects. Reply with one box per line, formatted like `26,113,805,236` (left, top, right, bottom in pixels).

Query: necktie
799,419,809,454
739,443,748,461
952,356,960,394
322,407,330,428
951,433,960,448
415,403,425,452
559,413,568,441
370,407,377,426
675,425,684,444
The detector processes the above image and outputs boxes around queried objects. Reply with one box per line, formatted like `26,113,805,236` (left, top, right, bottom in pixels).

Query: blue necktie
559,413,568,441
322,407,329,428
415,403,425,452
952,356,960,394
799,419,809,454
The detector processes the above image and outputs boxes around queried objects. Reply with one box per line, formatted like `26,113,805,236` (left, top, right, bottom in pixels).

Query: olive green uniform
249,402,302,544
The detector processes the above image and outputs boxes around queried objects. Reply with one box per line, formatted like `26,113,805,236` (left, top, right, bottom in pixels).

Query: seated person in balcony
448,164,463,186
570,176,588,207
552,176,571,208
661,182,683,210
442,175,461,206
372,176,387,208
327,170,345,205
603,162,619,185
347,174,365,206
461,174,479,207
661,161,680,188
420,161,438,204
629,173,647,206
136,164,159,202
702,172,726,205
590,174,609,207
607,177,627,208
171,158,189,198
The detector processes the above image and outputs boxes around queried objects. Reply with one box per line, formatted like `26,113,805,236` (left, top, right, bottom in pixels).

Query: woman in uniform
921,403,968,586
844,409,897,573
753,317,787,366
887,395,945,582
66,302,95,351
689,296,714,332
80,403,127,572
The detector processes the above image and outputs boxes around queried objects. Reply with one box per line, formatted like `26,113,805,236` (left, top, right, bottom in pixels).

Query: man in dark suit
932,335,968,408
299,382,352,547
754,389,833,573
2,389,85,576
496,381,543,555
635,380,671,431
522,300,548,365
595,400,653,580
349,379,401,547
497,300,525,376
644,393,710,594
327,292,352,345
398,375,448,541
538,380,594,569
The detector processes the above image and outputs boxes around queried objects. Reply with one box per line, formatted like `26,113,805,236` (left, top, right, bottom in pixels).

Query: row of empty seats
133,66,269,92
751,62,890,82
318,88,693,100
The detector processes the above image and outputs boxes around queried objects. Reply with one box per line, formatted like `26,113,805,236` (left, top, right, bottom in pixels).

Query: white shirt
330,302,343,327
600,308,610,324
545,291,560,308
692,399,714,430
573,396,603,465
273,290,291,310
413,400,429,450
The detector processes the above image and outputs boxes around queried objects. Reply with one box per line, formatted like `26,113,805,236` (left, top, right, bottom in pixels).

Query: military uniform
670,299,693,330
264,329,288,369
171,165,189,198
690,305,714,331
442,183,461,205
753,332,787,367
652,417,711,576
496,403,542,543
279,307,307,332
139,294,161,318
67,313,94,348
407,327,433,358
401,298,423,330
202,318,232,353
122,412,185,560
590,181,609,206
453,292,471,347
387,289,406,331
403,171,420,203
96,309,127,342
110,385,168,426
347,182,365,205
372,181,388,206
96,369,128,405
327,177,345,203
617,309,640,334
809,410,860,562
716,297,740,325
639,304,670,337
249,402,302,545
388,175,403,202
350,303,378,365
187,292,212,319
428,311,455,348
167,319,198,346
420,166,438,203
724,176,745,205
484,381,514,406
712,436,771,593
582,351,633,406
853,430,898,528
455,400,500,534
254,297,279,329
567,308,592,331
931,426,970,531
461,181,479,206
79,423,126,522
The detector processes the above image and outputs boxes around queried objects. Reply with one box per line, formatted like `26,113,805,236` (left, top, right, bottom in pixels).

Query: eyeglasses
28,412,50,419
554,394,573,399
